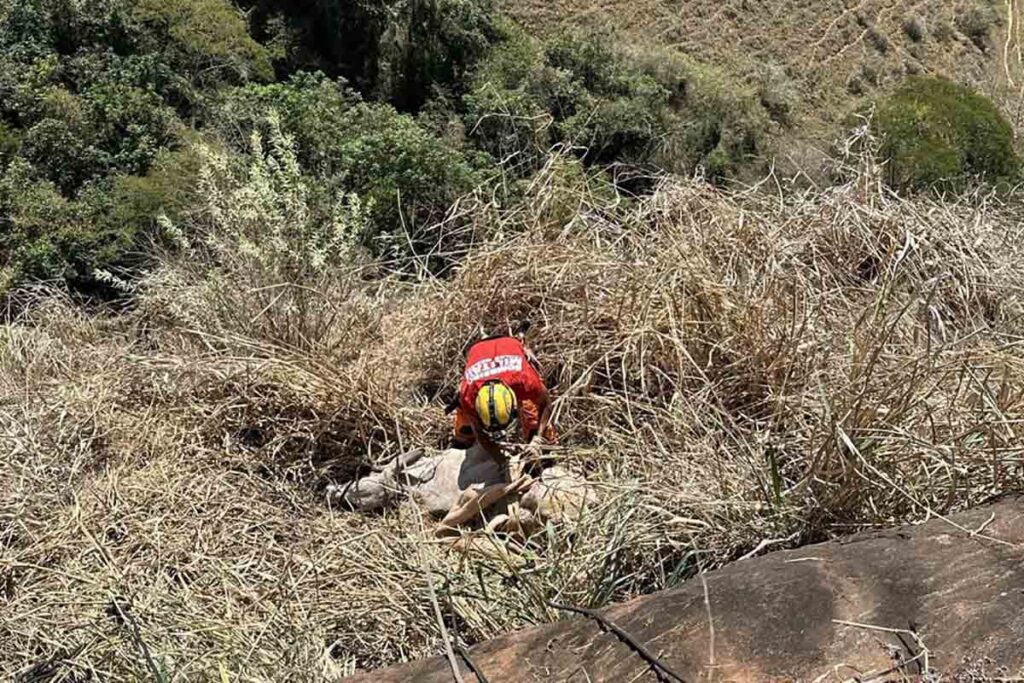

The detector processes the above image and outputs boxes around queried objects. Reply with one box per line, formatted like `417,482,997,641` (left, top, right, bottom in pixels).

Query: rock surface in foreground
342,496,1024,682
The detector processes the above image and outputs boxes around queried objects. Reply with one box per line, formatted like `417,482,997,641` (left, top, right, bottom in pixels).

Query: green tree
242,0,506,111
216,73,487,262
132,0,274,83
0,0,274,294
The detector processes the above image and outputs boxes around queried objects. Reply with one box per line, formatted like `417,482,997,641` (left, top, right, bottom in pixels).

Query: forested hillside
3,0,1017,300
0,0,788,299
3,1,1024,681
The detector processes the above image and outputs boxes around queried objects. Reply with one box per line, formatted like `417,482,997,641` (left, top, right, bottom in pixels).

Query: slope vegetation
506,0,1021,154
4,149,1024,679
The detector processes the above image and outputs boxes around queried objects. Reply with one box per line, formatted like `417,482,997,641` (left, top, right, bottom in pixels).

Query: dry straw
3,146,1024,680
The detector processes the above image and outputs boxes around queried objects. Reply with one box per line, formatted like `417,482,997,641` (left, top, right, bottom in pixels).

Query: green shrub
17,83,181,194
132,0,274,82
62,50,196,117
20,115,101,195
461,31,548,172
0,160,74,287
465,32,676,172
464,31,769,183
330,103,485,240
0,120,18,167
214,71,363,166
872,76,1019,191
544,35,673,165
183,114,370,281
105,146,203,242
242,0,390,93
637,50,768,181
0,144,205,296
0,0,227,199
0,159,133,291
84,82,182,174
217,73,488,260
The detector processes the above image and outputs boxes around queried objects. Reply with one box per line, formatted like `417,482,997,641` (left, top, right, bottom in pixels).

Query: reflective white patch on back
465,355,523,382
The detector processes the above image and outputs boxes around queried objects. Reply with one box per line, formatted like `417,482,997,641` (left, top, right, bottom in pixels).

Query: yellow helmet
475,381,518,435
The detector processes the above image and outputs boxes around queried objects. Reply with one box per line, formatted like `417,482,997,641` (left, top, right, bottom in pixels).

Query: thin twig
547,602,688,683
832,619,931,676
454,643,490,683
111,598,163,682
413,504,464,683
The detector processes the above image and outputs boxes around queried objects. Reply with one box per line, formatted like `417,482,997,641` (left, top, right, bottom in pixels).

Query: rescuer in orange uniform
450,331,557,469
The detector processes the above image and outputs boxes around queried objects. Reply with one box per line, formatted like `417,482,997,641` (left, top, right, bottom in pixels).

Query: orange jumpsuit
453,336,557,446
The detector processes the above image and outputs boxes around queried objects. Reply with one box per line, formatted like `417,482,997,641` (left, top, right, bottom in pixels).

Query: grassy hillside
506,0,1023,167
4,1,1024,681
5,148,1024,679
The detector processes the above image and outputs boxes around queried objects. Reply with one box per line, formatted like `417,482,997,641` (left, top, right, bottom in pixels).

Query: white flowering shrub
149,113,376,354
178,111,371,278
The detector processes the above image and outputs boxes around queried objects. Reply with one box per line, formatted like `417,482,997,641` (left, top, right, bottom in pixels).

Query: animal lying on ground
328,445,592,537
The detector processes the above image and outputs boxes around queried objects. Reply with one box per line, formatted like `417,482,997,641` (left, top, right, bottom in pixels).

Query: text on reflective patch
465,355,523,382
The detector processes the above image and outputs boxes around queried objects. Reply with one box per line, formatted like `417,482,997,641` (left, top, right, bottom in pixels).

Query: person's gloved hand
521,435,547,477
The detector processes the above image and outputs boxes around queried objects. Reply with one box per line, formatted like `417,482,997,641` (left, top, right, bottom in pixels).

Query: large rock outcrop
343,496,1024,682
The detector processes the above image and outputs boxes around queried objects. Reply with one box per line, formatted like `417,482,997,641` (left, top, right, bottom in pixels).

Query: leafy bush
872,76,1019,191
19,114,99,195
108,146,203,234
132,0,274,82
633,49,769,181
460,31,548,172
152,113,375,350
0,160,136,292
0,120,18,166
17,84,181,194
464,31,769,183
0,143,204,296
184,114,368,279
242,0,393,92
0,0,274,294
217,73,488,258
465,32,671,174
544,35,674,165
84,82,183,174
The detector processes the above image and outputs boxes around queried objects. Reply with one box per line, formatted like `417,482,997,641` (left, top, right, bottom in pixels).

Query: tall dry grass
3,147,1024,680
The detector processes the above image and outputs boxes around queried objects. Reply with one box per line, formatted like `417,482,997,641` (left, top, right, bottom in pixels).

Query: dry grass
4,149,1024,680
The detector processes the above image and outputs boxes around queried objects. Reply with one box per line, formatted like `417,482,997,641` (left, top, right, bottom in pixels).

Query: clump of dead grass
3,149,1024,680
